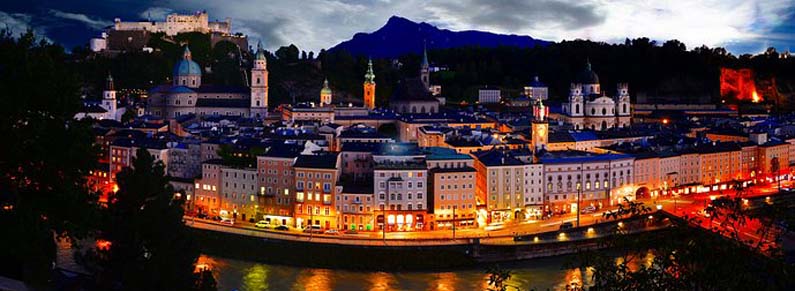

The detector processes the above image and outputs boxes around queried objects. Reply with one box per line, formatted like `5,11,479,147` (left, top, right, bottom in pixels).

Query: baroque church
147,42,269,119
388,46,440,114
561,61,631,130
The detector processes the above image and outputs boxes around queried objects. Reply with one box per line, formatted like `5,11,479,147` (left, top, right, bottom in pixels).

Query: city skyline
1,0,794,54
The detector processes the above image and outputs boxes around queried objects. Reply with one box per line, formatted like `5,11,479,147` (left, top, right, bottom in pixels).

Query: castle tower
250,41,269,118
102,73,117,120
531,99,549,152
320,78,332,106
420,43,430,89
363,58,376,110
616,83,630,116
173,46,202,88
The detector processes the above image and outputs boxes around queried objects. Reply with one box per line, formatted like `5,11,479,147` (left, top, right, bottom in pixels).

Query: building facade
561,61,631,130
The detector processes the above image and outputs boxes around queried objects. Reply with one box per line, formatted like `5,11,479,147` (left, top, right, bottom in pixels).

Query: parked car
580,205,596,214
344,229,359,235
303,225,323,234
220,218,235,225
254,220,273,229
196,213,209,219
274,225,290,231
485,222,505,231
324,229,340,235
559,222,574,230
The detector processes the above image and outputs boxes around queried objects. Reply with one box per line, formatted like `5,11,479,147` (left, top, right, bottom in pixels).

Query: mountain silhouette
329,16,550,58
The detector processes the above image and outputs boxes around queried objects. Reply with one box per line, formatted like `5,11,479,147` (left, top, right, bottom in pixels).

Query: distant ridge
329,16,550,58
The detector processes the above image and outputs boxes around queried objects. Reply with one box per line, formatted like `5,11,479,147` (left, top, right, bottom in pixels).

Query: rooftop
294,152,339,169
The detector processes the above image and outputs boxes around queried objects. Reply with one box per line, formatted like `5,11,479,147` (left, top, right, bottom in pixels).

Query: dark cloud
236,17,289,50
49,9,111,30
427,0,605,31
0,0,793,54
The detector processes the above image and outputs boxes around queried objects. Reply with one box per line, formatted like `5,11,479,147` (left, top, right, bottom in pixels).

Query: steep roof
294,152,340,169
474,150,524,166
390,78,437,102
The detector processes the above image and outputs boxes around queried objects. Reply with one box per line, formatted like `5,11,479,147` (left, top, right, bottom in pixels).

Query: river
198,254,597,291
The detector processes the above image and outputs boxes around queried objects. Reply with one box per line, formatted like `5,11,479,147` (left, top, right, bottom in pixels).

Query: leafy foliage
0,29,100,284
570,182,794,290
94,148,213,290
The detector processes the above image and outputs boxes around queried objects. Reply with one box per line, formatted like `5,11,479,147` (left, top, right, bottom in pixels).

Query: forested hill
71,34,795,109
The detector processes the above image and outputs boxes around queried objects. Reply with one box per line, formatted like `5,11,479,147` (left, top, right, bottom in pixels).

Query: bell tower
320,78,332,106
420,43,430,89
531,99,549,152
250,41,269,117
102,73,117,120
363,58,376,110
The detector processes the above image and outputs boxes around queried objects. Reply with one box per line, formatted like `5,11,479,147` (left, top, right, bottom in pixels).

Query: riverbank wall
193,214,674,270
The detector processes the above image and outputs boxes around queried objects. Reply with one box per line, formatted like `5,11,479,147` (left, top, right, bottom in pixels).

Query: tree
567,184,794,290
121,109,137,124
95,149,214,290
0,29,100,285
275,44,299,62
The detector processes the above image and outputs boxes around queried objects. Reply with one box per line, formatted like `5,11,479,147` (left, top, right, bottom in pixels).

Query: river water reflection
199,254,597,291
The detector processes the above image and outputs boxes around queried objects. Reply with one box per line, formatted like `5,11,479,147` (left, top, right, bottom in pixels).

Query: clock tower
531,99,549,152
363,58,376,109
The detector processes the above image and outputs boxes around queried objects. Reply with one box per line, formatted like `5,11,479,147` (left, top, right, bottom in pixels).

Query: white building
111,11,231,36
561,61,631,130
478,87,501,104
75,74,125,121
523,76,548,101
372,143,429,231
539,151,635,214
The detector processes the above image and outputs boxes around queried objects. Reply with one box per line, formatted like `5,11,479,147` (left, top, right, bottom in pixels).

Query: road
186,179,794,246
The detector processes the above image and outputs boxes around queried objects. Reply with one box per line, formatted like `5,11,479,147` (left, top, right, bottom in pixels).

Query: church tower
568,83,584,117
250,41,269,118
420,44,430,89
531,99,549,152
363,58,376,110
320,78,332,106
101,73,117,120
616,83,630,116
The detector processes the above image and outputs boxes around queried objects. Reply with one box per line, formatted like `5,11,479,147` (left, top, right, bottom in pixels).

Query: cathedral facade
147,43,268,119
561,61,631,130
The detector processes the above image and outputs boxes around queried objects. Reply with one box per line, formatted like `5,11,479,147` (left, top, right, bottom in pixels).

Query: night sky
1,0,793,55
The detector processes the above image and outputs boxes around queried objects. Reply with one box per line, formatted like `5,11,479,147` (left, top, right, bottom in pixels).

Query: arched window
623,103,627,113
602,108,607,115
575,104,580,114
601,121,607,130
411,106,417,113
591,108,595,115
420,106,426,113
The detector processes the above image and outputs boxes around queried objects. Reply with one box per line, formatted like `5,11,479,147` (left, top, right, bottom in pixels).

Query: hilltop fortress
90,11,247,53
